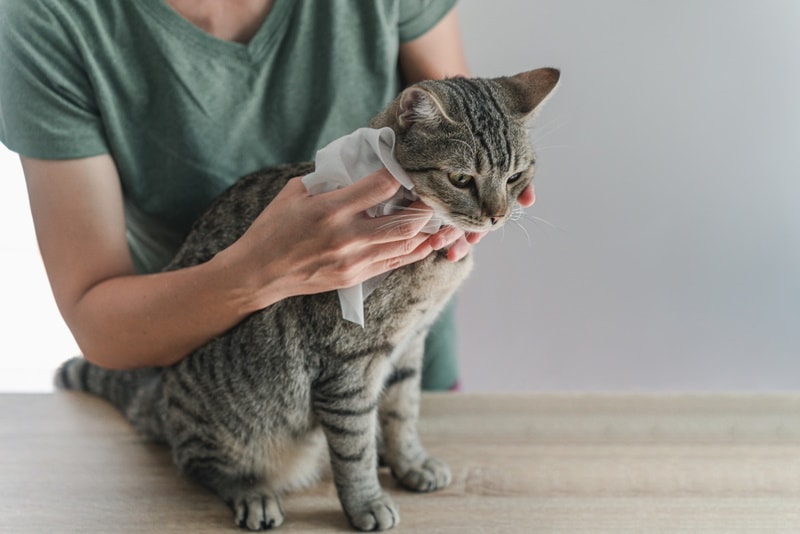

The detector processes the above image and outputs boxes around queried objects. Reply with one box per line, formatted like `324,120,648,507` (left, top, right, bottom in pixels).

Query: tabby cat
55,68,560,531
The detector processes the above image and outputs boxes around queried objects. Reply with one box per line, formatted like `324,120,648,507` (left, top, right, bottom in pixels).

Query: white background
2,0,799,392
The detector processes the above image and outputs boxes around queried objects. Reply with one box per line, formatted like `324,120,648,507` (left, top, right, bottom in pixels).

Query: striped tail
55,356,166,441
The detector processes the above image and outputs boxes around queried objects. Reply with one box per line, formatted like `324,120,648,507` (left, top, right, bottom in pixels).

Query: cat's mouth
436,210,505,233
413,197,503,233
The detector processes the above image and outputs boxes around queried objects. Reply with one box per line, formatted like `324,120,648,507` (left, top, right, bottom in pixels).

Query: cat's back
166,162,314,271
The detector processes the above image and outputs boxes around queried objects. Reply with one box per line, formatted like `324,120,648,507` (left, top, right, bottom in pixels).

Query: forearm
67,250,274,369
21,154,277,370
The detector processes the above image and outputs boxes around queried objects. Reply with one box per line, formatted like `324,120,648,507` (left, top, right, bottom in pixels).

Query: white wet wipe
301,127,442,326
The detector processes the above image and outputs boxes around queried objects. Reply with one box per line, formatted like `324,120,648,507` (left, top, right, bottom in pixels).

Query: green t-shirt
0,0,459,390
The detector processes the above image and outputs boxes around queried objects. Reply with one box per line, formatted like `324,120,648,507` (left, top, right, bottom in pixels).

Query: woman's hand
221,168,442,309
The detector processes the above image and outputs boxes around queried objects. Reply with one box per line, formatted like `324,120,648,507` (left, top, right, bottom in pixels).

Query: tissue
301,127,441,326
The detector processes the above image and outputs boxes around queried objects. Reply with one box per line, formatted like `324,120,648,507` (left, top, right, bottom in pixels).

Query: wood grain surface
2,392,800,533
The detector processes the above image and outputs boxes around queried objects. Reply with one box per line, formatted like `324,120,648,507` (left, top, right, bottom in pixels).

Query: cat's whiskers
503,204,532,246
373,202,431,214
372,203,439,235
522,213,561,231
510,203,561,230
374,213,434,234
510,219,532,246
509,203,525,222
504,204,563,246
528,117,569,146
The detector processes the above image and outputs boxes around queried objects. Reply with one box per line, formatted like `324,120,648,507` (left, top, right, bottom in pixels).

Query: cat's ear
397,87,451,130
500,67,560,119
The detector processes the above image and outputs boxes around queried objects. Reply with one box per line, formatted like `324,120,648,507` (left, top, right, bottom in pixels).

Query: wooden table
2,393,800,533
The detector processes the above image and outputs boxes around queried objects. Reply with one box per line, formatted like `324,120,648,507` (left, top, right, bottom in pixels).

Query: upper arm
398,8,470,84
21,155,135,322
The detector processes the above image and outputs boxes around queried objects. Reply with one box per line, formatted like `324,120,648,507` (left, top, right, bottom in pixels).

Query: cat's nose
486,212,505,225
481,200,506,226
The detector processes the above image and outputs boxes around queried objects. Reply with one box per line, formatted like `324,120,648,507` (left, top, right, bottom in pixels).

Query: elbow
62,307,159,370
72,328,184,371
69,325,142,371
76,340,135,371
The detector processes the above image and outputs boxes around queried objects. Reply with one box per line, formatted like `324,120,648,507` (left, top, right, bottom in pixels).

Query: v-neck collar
136,0,294,61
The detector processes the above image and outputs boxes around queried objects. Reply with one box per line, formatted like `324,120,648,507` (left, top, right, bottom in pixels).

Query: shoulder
1,0,132,50
0,0,123,158
1,1,90,35
0,0,112,90
1,1,101,63
0,0,145,86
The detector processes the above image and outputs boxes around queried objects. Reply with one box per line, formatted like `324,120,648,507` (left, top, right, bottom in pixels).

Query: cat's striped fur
55,68,559,531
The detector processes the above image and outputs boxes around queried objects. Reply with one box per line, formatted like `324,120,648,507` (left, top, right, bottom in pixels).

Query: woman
0,0,534,388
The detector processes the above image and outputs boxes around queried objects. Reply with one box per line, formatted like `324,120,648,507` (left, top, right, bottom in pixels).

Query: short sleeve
397,0,458,43
0,2,108,159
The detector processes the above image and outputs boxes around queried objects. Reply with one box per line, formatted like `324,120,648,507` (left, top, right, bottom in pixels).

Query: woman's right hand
221,168,444,310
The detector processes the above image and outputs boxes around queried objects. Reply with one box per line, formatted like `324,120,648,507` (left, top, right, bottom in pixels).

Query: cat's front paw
229,492,284,531
345,493,399,531
393,457,451,493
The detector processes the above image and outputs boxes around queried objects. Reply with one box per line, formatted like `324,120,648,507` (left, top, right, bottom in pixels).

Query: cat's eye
507,172,522,185
448,173,474,188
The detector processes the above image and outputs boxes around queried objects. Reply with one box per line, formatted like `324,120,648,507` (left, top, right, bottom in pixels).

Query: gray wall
455,0,800,391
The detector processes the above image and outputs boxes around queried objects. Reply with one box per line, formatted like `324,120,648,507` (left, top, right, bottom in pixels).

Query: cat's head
373,68,560,232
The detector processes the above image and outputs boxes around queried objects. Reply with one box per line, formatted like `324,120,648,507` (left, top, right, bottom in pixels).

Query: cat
54,68,560,531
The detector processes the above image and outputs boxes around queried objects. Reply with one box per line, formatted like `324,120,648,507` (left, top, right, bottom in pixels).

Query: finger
324,168,402,214
446,236,472,262
518,184,536,208
364,231,432,265
364,203,434,244
344,235,434,284
373,237,436,275
397,199,433,216
429,226,464,250
465,231,488,245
